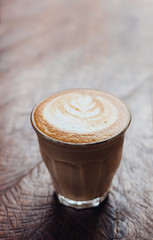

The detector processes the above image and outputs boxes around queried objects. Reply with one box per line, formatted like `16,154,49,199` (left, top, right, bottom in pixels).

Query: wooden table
0,0,153,239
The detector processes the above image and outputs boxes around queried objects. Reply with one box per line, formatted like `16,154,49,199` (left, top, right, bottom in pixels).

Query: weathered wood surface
0,0,153,239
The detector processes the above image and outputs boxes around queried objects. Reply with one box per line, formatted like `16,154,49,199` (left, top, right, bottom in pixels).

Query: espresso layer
33,89,130,143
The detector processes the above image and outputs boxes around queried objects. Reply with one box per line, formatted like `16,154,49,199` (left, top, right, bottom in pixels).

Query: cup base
58,192,108,209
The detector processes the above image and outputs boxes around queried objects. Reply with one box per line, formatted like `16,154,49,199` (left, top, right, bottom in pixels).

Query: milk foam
43,94,117,133
33,89,130,143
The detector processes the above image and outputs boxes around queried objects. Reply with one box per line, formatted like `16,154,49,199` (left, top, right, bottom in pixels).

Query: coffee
31,89,131,209
33,89,130,143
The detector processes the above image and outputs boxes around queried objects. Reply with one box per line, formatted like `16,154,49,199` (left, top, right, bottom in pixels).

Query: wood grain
0,0,153,239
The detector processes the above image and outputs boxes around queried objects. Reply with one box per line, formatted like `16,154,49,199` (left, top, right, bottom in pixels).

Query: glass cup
31,100,131,209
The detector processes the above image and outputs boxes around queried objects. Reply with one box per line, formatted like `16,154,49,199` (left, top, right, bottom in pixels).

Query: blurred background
1,0,152,100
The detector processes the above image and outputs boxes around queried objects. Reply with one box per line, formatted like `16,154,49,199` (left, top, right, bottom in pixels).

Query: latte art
33,89,131,143
43,94,117,133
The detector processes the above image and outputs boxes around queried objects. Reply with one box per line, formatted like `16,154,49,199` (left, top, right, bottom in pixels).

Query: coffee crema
33,89,130,144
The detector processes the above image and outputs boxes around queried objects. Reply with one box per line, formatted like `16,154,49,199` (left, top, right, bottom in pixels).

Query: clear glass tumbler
31,108,131,209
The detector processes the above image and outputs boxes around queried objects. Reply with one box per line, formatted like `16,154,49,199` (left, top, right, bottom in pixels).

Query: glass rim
30,92,132,147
